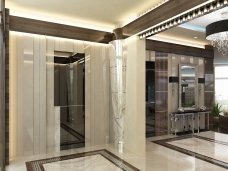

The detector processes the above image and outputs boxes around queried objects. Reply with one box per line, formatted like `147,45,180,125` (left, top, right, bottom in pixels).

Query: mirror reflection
179,65,197,108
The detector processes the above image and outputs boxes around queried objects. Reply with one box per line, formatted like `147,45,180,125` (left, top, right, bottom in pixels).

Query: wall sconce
198,78,205,94
169,76,179,95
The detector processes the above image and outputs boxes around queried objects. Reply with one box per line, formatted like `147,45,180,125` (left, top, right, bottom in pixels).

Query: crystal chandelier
206,20,228,56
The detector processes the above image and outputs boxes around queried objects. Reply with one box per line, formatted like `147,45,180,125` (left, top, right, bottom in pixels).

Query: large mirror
179,64,198,110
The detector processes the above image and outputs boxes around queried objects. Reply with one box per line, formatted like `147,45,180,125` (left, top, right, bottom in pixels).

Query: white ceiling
150,27,208,48
6,0,164,32
149,6,228,48
188,6,228,28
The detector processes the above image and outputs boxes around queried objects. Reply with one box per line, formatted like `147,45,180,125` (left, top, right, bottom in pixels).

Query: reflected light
148,35,205,49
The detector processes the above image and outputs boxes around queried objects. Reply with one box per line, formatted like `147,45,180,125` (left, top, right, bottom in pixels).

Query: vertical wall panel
22,35,34,156
125,36,146,154
16,35,23,156
9,32,17,160
46,37,56,153
33,36,40,154
155,52,168,136
84,44,91,147
39,36,47,153
89,45,95,146
204,58,214,129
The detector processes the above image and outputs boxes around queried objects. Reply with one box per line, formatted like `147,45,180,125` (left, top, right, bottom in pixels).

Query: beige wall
9,31,110,159
125,36,146,154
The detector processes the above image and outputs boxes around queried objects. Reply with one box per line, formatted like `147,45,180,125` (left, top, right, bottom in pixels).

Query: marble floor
6,131,228,171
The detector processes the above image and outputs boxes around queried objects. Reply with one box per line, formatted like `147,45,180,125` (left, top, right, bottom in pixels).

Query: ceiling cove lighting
206,19,228,56
139,0,228,39
138,0,170,17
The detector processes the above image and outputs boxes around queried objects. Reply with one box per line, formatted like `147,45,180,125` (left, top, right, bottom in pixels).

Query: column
109,40,126,153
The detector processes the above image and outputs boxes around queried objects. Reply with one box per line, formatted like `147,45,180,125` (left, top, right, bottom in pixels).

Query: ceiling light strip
139,0,228,39
138,0,170,17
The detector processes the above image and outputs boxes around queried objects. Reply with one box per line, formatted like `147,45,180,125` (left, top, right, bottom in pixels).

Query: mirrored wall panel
179,65,197,109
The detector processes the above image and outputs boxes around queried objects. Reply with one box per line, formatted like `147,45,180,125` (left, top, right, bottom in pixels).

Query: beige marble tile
168,137,228,163
43,155,122,171
6,134,228,171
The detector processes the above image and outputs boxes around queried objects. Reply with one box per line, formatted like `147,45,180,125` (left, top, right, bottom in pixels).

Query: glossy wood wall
204,59,214,129
155,52,168,136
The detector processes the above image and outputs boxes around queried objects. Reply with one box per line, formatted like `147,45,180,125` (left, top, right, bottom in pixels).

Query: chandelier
206,20,228,56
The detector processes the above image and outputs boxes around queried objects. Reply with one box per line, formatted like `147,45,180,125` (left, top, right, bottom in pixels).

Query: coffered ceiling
6,0,164,32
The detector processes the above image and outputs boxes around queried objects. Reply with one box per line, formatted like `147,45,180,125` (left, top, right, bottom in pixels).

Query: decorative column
109,39,126,153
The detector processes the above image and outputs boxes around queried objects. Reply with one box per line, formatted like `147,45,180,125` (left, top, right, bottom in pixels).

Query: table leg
192,114,194,134
198,113,200,133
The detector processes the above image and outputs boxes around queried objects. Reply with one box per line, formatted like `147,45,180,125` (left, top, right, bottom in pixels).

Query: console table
170,110,210,135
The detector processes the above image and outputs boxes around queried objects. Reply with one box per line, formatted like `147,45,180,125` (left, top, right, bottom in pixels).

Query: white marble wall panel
109,40,126,148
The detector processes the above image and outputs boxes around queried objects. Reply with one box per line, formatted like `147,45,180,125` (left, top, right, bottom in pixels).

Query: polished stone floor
6,131,228,171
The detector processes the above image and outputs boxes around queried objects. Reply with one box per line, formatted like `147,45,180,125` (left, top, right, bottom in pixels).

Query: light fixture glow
206,19,228,56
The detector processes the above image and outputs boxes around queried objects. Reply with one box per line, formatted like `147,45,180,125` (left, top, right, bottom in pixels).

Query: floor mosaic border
26,149,140,171
153,134,228,169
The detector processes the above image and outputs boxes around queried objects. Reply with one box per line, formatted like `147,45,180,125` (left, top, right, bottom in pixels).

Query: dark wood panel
146,40,214,58
205,58,214,74
5,8,9,165
155,111,168,136
9,15,112,43
122,0,208,36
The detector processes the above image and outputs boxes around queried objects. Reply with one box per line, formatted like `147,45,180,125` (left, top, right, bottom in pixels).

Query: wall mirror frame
179,64,198,110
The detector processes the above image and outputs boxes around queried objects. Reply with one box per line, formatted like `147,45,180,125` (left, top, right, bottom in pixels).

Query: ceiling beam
9,15,112,43
146,39,214,58
122,0,209,36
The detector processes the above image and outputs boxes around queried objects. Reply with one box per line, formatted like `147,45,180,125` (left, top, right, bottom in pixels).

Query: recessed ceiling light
193,36,198,39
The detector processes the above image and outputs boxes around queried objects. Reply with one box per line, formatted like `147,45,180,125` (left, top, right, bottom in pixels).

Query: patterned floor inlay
153,135,228,169
26,149,140,171
60,123,85,150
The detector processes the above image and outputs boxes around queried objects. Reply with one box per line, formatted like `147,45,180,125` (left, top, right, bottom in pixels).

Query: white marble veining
109,40,126,149
196,131,228,143
43,154,122,171
168,132,228,164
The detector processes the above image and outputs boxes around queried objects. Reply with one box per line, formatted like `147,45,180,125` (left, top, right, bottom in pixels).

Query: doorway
146,61,155,137
54,53,85,150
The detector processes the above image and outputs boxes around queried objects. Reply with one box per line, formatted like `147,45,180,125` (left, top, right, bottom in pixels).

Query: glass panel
215,66,228,111
146,62,155,137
